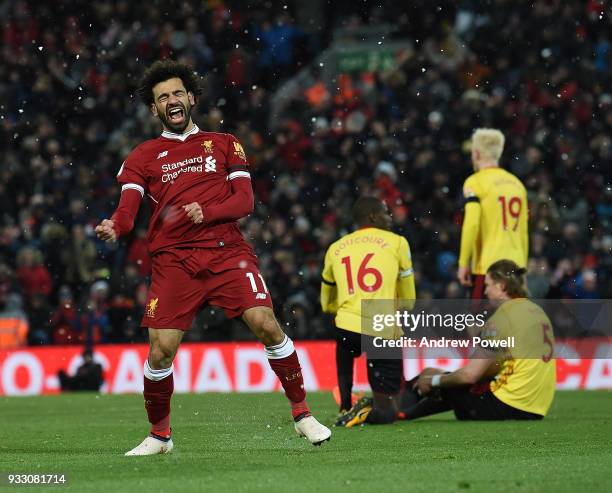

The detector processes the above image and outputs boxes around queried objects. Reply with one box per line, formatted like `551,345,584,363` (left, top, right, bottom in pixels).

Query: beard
158,101,194,134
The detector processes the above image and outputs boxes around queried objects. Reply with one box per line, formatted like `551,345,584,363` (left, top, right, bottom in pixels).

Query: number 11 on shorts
246,272,269,294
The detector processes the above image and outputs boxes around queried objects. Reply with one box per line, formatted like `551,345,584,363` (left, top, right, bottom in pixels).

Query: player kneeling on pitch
399,260,555,421
320,197,416,428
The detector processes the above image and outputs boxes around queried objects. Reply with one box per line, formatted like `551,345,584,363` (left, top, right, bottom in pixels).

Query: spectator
255,13,307,83
574,270,600,299
0,293,29,350
58,348,104,392
78,281,111,346
62,224,98,288
27,293,52,345
50,285,80,344
0,1,608,344
15,247,52,302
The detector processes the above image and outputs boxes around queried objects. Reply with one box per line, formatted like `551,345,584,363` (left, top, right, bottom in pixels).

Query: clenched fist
95,219,117,242
183,202,204,224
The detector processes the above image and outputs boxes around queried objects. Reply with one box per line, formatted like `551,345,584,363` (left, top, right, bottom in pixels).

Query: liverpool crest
146,298,159,318
201,140,214,153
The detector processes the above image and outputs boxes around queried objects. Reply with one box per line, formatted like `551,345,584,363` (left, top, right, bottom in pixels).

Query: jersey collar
161,124,200,141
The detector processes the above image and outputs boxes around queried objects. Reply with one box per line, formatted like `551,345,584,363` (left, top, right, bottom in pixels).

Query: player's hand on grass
95,219,117,242
183,202,203,224
458,266,472,287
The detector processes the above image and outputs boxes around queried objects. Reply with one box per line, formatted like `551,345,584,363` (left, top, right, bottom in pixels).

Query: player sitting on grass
404,259,555,420
348,259,556,421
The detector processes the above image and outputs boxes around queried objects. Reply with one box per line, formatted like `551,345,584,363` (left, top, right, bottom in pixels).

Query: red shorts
471,274,486,300
470,274,491,315
142,242,273,330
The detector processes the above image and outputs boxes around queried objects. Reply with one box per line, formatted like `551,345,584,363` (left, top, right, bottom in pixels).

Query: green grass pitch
2,391,611,492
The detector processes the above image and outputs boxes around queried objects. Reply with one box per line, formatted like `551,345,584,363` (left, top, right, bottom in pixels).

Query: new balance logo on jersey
256,293,267,300
205,156,217,172
157,150,168,159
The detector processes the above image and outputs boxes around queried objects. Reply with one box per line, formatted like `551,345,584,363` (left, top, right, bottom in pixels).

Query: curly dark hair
138,60,202,106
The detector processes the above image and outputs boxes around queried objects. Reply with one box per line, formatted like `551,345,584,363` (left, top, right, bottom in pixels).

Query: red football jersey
116,125,251,254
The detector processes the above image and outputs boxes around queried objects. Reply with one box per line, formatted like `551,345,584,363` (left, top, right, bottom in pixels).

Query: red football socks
143,372,173,438
267,349,311,421
290,399,311,421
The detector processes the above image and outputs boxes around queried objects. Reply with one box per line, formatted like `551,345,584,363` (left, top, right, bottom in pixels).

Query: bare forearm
434,359,495,388
437,369,475,387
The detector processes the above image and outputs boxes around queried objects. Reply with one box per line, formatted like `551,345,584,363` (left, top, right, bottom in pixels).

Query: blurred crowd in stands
1,0,610,348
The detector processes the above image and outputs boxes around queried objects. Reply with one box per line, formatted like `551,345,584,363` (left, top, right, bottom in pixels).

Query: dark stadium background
1,0,611,349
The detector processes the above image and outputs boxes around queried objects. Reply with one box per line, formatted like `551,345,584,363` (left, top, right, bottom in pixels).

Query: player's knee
149,344,176,369
261,319,283,345
248,309,283,346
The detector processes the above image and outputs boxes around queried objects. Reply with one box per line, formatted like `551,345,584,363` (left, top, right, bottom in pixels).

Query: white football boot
124,435,174,456
294,415,332,446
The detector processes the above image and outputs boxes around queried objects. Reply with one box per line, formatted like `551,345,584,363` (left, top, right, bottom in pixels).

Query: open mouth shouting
167,104,186,126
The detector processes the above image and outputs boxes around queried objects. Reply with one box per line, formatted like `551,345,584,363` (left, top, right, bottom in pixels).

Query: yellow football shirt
488,298,556,416
459,167,528,274
320,227,415,334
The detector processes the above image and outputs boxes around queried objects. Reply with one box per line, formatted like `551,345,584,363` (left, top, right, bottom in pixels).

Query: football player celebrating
399,260,556,421
458,129,528,300
320,197,416,427
95,60,330,455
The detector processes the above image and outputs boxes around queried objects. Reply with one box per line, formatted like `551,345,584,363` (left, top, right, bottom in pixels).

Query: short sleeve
321,247,336,285
117,147,147,195
463,175,481,200
225,134,250,170
398,237,414,279
484,308,512,346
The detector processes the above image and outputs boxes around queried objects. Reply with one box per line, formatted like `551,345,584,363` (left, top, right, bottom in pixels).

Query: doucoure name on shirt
333,236,390,256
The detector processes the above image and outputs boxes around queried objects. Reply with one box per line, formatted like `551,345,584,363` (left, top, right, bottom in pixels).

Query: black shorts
336,328,402,394
441,386,543,421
